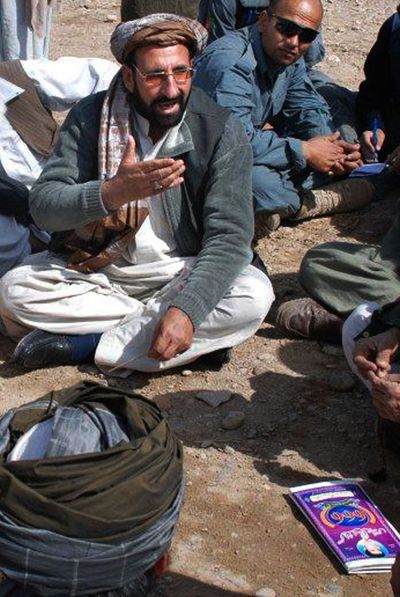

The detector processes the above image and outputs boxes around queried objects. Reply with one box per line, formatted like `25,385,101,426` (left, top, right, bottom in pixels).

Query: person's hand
148,307,194,361
369,371,400,422
101,135,186,210
353,328,400,380
330,140,362,175
391,554,400,596
302,132,344,173
386,145,400,175
360,129,385,161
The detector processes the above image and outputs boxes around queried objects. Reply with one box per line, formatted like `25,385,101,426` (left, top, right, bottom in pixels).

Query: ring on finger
153,180,163,191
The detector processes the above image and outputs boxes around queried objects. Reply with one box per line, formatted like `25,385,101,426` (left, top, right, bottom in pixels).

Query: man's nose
285,33,299,47
160,74,179,96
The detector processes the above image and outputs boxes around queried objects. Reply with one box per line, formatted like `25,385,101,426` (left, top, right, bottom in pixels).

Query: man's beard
131,87,189,131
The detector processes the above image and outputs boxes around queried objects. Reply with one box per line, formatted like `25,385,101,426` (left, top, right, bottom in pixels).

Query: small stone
181,369,192,377
255,588,276,597
328,371,355,393
253,365,266,376
195,390,233,408
155,396,172,411
104,13,117,22
222,411,245,430
324,581,343,596
224,446,235,455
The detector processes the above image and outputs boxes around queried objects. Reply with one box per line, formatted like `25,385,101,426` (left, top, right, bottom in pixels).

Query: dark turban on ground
110,13,208,65
0,381,184,596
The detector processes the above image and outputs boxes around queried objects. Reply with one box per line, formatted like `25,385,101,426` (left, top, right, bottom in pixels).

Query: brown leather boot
295,178,375,221
275,298,343,344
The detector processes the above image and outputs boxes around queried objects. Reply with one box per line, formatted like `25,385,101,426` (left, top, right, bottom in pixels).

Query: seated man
197,0,357,145
0,56,118,277
275,154,400,344
0,381,183,596
197,0,325,66
0,14,273,373
194,0,367,232
357,4,400,162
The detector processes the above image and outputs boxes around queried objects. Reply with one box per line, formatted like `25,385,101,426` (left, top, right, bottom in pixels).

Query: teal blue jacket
194,24,332,174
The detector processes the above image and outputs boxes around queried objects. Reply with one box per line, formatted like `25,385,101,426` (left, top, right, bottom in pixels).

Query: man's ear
258,10,269,32
122,65,135,92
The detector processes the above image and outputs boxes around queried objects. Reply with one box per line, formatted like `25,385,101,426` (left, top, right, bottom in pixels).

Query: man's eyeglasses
132,64,195,87
268,13,319,44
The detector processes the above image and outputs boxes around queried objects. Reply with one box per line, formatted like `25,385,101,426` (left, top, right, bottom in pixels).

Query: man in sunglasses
195,0,369,233
0,14,274,373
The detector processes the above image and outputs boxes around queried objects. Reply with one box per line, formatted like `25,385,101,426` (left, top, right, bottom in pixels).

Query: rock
224,446,235,455
328,371,355,392
255,588,276,597
247,428,257,439
104,14,117,22
324,581,343,596
195,390,233,407
253,365,266,376
181,369,192,377
222,411,245,430
326,54,341,65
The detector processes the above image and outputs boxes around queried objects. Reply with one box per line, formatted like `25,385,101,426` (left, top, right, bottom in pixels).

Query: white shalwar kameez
0,113,274,374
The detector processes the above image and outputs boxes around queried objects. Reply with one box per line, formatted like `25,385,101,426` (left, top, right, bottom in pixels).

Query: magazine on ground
290,480,400,573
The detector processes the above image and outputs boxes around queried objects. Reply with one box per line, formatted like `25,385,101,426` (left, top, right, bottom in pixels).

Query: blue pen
372,117,381,151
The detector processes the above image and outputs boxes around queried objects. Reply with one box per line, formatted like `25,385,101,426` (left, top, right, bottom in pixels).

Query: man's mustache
152,94,185,107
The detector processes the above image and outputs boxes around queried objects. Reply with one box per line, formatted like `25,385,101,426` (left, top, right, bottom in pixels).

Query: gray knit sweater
30,87,255,328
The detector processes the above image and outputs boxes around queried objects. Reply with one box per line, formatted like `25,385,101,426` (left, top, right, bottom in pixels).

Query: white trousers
342,302,381,390
0,252,274,373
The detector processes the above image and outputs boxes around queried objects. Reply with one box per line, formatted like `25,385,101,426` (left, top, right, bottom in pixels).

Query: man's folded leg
95,265,275,375
0,252,144,367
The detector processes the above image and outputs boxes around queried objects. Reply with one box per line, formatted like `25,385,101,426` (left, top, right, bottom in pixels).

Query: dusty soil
1,1,400,595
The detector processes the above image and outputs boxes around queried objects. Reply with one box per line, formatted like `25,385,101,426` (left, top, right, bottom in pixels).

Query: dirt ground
1,1,400,595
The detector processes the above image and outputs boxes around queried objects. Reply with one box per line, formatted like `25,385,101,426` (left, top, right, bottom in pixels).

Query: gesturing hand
101,135,186,210
353,328,400,380
148,307,194,361
302,133,344,173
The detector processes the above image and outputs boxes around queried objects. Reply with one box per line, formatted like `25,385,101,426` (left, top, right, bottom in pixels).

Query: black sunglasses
268,13,319,43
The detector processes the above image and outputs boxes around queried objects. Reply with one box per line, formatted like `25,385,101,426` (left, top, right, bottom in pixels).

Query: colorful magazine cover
290,480,400,573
